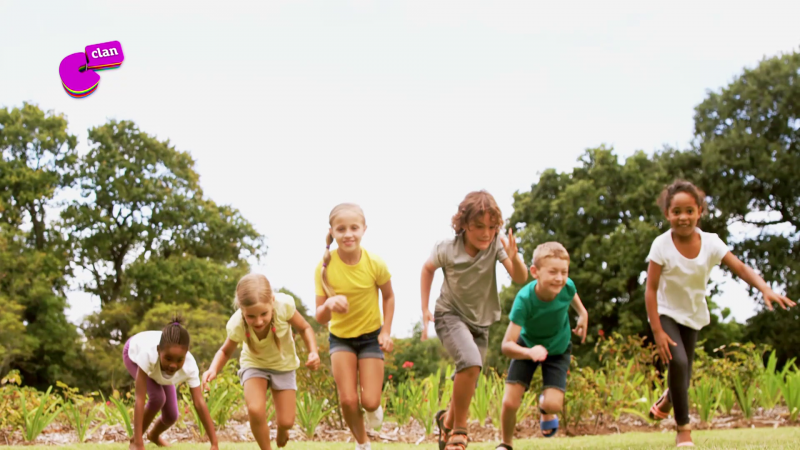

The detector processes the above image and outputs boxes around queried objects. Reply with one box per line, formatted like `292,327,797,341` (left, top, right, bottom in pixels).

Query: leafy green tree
0,104,80,388
693,50,800,365
62,120,265,341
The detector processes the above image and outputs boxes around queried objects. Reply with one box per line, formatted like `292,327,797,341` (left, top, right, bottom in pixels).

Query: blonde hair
532,242,570,268
451,190,503,235
234,273,280,353
321,203,366,298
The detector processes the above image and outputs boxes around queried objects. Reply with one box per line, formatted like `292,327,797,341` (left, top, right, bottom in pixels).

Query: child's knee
502,384,525,411
161,408,179,426
541,398,563,414
247,403,268,421
146,392,166,411
361,397,381,412
276,415,294,430
339,393,360,412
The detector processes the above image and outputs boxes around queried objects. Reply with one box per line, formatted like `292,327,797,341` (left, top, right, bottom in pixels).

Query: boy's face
242,302,274,333
330,210,366,253
157,344,188,376
532,257,569,297
464,212,498,252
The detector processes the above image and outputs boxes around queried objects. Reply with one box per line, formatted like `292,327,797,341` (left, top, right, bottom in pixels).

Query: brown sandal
436,410,451,450
445,428,469,450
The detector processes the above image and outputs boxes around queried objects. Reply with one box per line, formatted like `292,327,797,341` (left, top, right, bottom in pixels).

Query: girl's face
157,344,188,376
241,302,274,332
463,212,498,252
666,192,702,237
330,210,366,254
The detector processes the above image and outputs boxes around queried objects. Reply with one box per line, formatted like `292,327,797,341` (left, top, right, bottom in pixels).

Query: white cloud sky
2,0,798,337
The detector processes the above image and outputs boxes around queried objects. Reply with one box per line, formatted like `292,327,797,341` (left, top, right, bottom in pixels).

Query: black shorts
506,338,571,392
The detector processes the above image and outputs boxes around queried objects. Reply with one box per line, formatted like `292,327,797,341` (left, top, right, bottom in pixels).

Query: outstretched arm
722,252,796,311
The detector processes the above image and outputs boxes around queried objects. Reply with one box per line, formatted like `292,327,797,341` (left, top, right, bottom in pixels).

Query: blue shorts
329,327,384,360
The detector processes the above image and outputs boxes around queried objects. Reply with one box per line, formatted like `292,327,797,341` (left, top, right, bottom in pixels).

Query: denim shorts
329,327,384,360
506,338,572,392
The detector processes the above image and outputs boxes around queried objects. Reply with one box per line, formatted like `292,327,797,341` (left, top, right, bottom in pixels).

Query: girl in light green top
203,274,320,450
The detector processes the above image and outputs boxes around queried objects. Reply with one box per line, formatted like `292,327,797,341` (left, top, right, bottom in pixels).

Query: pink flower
598,329,605,337
106,401,111,406
388,375,393,380
402,361,414,369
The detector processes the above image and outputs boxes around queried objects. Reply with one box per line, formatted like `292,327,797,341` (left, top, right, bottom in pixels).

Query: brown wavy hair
451,190,503,235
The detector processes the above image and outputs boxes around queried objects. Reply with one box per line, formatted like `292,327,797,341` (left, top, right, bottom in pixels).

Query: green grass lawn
7,427,800,450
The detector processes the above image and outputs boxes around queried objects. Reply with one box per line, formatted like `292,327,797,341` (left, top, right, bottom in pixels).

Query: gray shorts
434,311,489,373
238,367,297,391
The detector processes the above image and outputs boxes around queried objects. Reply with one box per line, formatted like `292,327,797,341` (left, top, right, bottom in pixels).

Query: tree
62,120,265,343
0,104,80,388
694,50,800,365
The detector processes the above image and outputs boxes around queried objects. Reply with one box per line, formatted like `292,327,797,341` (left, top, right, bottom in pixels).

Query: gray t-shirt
431,233,509,327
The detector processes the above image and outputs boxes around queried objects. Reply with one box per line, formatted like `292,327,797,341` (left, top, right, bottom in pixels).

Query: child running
314,203,396,450
646,180,796,447
421,190,528,450
125,318,219,450
496,242,588,450
202,273,320,450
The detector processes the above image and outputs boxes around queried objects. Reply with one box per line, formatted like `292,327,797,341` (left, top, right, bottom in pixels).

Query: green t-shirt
509,278,576,355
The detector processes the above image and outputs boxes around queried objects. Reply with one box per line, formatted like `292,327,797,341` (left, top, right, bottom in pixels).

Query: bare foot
147,430,171,447
276,427,289,447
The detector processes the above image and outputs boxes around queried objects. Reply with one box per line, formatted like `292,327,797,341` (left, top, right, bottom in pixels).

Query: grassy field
6,427,800,450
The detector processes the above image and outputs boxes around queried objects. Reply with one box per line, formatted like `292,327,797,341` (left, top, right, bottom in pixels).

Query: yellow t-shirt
226,293,300,372
315,249,391,339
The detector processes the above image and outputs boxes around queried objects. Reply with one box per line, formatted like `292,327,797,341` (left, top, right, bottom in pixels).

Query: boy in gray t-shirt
421,190,528,450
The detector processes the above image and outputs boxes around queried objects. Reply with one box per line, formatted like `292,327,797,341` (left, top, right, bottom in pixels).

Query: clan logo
59,41,124,98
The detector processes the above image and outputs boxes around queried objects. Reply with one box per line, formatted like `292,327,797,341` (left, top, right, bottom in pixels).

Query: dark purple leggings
123,339,179,426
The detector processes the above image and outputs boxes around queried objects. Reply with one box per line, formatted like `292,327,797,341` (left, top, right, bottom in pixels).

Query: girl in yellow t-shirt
315,203,396,450
203,274,320,450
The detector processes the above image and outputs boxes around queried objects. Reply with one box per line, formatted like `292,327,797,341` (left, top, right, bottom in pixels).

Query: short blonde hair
532,242,570,268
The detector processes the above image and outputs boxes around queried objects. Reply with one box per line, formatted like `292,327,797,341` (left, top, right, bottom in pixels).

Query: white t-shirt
127,331,201,388
646,228,730,330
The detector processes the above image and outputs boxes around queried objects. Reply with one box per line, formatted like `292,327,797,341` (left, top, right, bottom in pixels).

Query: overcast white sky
2,1,799,337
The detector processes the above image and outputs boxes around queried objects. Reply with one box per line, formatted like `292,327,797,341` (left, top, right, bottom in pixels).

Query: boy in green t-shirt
496,242,589,450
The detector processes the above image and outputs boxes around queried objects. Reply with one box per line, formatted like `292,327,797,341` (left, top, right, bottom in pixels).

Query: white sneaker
364,405,384,430
355,442,372,450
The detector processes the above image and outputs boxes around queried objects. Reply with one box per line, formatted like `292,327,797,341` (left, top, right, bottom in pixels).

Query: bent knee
541,399,563,414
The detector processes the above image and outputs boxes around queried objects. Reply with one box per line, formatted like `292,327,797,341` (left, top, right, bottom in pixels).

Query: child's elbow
501,342,513,357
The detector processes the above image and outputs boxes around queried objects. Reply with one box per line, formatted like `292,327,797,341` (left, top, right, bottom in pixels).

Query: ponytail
321,231,336,298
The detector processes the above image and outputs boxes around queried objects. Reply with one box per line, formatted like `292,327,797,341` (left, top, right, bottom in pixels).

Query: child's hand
326,295,350,314
762,289,796,311
654,329,677,362
528,345,548,362
501,228,518,256
572,313,588,344
378,330,394,352
421,310,435,341
201,369,217,391
305,352,321,370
